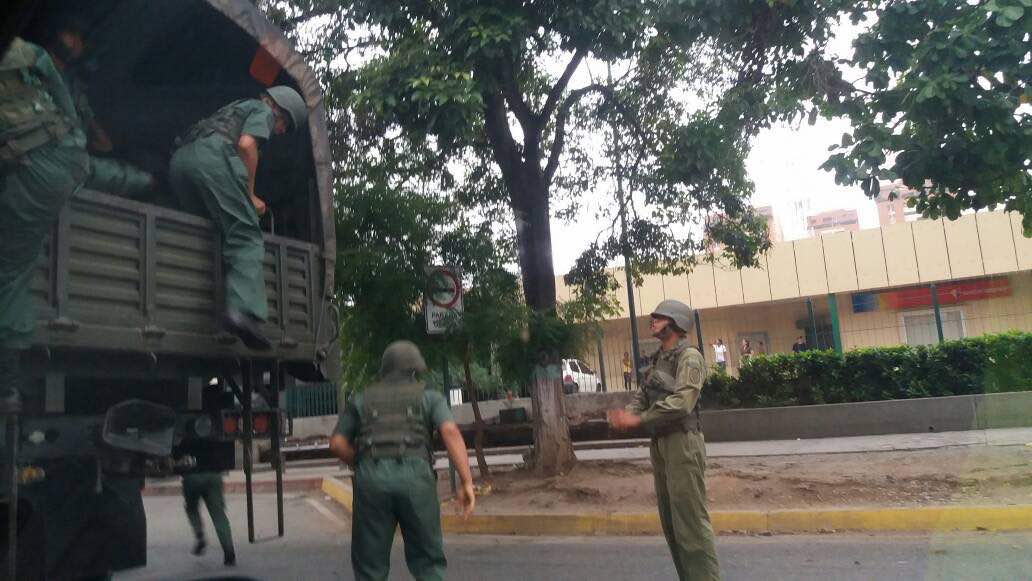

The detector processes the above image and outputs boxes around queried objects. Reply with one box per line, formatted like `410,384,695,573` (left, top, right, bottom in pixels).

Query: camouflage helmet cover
264,85,307,131
650,299,694,334
379,340,428,378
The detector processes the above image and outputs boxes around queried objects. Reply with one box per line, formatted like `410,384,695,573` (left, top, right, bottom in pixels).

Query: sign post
424,266,463,493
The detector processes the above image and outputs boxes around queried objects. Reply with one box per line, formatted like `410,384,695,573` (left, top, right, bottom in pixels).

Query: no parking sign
424,265,463,334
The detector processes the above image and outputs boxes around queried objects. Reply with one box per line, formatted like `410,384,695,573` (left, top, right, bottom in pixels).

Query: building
755,205,782,243
806,208,860,236
558,211,1032,391
876,181,920,226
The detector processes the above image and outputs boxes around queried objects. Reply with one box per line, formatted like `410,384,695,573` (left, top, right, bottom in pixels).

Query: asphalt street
114,493,1032,581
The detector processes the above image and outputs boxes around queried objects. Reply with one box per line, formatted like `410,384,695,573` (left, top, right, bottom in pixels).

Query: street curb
142,477,323,497
318,477,1032,536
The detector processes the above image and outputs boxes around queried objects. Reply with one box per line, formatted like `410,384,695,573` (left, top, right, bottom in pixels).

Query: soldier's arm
328,400,359,466
236,134,259,195
638,350,705,428
624,389,646,414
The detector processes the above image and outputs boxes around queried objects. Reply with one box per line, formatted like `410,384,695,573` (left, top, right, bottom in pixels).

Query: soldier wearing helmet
168,84,306,350
608,299,720,580
329,341,475,581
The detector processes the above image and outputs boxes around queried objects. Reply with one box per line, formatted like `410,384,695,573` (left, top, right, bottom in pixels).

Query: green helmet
651,299,694,334
265,85,306,131
379,340,428,378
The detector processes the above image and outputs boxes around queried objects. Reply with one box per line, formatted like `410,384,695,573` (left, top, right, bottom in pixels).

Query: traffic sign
425,265,463,334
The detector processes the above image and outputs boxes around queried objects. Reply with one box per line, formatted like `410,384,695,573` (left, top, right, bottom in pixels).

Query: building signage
851,277,1011,313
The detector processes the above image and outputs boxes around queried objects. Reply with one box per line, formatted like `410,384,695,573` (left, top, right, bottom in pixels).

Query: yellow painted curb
318,478,1032,536
321,476,353,513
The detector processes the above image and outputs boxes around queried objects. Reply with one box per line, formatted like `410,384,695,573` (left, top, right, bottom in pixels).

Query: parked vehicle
562,359,602,394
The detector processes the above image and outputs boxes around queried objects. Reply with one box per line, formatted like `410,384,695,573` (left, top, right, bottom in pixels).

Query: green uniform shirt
233,99,275,142
335,389,454,442
627,342,706,428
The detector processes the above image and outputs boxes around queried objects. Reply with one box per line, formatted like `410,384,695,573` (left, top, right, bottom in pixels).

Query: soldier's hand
458,481,475,519
250,195,268,216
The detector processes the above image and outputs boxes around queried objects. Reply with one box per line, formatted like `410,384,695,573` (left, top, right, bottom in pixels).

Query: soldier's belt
648,417,699,439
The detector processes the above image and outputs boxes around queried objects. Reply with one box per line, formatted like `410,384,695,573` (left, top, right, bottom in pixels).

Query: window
901,308,964,346
580,362,594,375
567,360,581,373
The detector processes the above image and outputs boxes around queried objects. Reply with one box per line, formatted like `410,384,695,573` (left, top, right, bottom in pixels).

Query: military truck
0,1,339,578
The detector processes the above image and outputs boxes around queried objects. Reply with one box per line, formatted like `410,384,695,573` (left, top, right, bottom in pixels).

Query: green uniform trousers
352,456,446,581
87,156,153,199
182,472,235,557
0,139,89,348
168,136,267,320
650,430,720,581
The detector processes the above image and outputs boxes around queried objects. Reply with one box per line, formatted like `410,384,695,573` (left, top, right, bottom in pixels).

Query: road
115,493,1032,581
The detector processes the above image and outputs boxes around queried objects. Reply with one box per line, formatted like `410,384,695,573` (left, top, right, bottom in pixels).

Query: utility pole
608,63,641,386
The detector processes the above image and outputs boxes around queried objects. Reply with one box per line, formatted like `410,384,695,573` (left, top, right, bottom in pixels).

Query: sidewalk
144,427,1032,496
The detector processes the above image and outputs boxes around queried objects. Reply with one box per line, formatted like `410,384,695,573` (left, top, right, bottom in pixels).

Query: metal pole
827,294,843,354
608,63,642,383
595,335,607,393
930,284,945,343
5,416,17,581
241,361,255,544
271,361,284,537
694,311,705,363
442,355,456,494
806,298,819,349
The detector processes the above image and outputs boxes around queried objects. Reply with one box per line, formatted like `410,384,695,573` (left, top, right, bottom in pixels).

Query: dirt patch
442,445,1032,515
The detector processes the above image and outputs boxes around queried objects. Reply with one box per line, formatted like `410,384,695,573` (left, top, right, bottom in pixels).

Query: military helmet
651,299,694,334
379,340,428,377
265,85,307,131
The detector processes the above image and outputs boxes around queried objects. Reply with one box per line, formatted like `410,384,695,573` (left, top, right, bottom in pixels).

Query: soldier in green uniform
42,16,156,198
608,300,720,581
329,340,475,581
1,37,89,412
182,471,235,567
168,85,306,350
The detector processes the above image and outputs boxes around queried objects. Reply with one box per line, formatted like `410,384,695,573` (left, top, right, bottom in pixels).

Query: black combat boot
223,551,236,567
191,536,207,556
222,309,272,351
0,347,22,414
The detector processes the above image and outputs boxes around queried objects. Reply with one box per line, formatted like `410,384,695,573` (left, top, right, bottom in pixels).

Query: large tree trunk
512,174,558,312
528,361,576,474
462,342,490,480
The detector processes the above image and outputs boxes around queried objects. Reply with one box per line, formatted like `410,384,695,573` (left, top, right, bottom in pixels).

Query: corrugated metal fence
284,382,339,419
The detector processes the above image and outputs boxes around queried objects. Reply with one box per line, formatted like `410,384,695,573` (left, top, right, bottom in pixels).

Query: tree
272,0,853,474
817,0,1031,233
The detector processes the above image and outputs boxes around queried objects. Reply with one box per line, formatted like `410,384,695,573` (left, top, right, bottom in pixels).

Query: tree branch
499,59,536,131
482,91,524,201
543,83,606,186
540,48,588,122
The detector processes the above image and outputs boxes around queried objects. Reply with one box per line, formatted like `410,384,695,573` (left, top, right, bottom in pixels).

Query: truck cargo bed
30,189,325,363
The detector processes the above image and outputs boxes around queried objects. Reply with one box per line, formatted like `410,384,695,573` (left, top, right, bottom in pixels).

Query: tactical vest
177,99,250,147
0,38,70,162
639,342,703,434
357,380,431,463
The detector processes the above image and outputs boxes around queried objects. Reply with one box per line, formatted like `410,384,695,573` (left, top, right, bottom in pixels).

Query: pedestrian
622,351,632,390
182,471,235,566
607,300,720,580
711,339,727,372
329,340,475,581
756,340,766,355
792,336,807,353
739,338,752,363
1,37,89,413
41,14,156,198
169,84,307,350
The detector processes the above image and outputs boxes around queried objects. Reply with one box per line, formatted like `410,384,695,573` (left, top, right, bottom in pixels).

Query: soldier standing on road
168,85,306,350
608,300,720,581
182,471,236,567
1,37,89,413
329,340,475,581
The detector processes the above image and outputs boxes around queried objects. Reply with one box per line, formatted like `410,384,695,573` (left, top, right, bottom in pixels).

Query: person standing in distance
329,341,475,581
168,85,306,350
608,300,720,581
711,339,727,371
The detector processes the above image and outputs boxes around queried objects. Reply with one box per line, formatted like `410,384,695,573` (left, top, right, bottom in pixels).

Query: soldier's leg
663,432,720,581
395,459,446,581
181,476,206,552
352,462,398,581
199,475,234,560
651,438,688,578
86,157,154,199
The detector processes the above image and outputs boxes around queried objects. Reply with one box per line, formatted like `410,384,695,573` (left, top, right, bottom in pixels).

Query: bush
702,332,1032,409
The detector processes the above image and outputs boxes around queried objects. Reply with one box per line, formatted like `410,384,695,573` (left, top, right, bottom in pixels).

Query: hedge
700,331,1032,409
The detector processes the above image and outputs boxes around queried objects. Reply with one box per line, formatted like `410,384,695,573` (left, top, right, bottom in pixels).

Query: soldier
607,300,720,581
1,37,89,413
168,85,306,350
329,341,475,581
42,15,156,198
181,471,235,567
